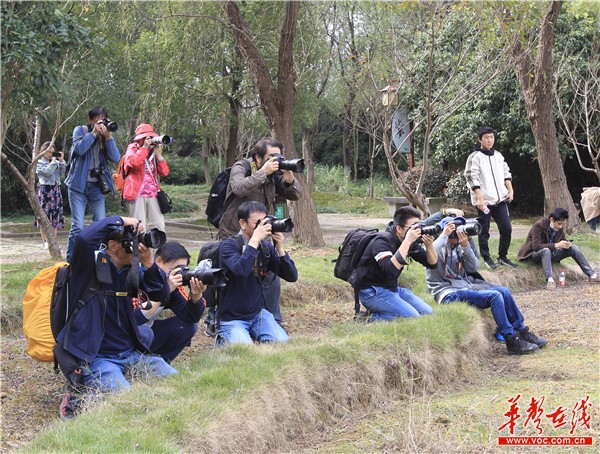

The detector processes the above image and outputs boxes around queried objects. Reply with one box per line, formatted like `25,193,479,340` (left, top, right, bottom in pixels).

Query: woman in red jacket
123,124,170,233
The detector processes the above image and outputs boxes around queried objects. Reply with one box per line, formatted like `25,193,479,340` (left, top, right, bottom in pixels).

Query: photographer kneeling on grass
425,218,547,355
354,206,437,322
56,216,177,419
135,242,207,364
217,201,298,345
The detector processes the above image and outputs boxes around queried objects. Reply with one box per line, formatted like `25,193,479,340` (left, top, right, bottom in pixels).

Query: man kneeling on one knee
217,201,298,345
426,218,547,355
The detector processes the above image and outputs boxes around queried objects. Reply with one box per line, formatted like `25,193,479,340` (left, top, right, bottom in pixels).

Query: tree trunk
302,127,314,191
202,138,212,186
225,0,325,246
342,92,355,178
510,1,578,230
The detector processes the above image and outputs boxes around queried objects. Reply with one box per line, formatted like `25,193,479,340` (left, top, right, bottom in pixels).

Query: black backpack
333,228,380,315
205,160,252,228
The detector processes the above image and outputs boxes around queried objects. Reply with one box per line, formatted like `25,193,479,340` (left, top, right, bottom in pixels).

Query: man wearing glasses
353,206,437,322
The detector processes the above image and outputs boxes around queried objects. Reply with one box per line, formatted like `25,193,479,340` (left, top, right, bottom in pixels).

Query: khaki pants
127,197,165,233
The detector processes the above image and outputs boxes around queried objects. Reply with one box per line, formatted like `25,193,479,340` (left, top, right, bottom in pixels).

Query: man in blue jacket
56,216,177,418
65,106,121,261
217,201,298,345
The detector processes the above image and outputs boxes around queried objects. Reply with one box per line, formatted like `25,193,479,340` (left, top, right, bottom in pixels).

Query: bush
444,171,471,205
398,167,451,198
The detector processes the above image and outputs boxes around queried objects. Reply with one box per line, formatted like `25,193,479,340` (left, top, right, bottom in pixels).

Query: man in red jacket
123,124,170,233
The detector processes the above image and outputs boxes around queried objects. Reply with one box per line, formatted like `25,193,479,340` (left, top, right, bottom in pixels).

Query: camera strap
124,223,141,298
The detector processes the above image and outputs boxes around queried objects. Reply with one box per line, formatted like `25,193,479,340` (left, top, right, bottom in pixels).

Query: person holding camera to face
216,201,298,345
354,207,437,322
217,137,303,325
65,106,121,262
35,141,67,249
56,216,177,418
134,242,207,363
123,124,170,234
425,218,547,355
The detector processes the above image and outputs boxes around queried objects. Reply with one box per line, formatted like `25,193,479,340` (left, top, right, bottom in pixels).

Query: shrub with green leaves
444,170,470,204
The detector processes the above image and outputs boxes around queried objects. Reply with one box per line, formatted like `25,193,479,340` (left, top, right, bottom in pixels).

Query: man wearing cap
425,218,548,355
65,106,121,262
123,124,170,234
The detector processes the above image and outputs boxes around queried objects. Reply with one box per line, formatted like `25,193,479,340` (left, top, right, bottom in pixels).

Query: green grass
25,304,479,452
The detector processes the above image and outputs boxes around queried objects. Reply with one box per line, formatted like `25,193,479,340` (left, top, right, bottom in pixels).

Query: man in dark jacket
218,201,298,345
218,138,302,324
56,216,177,399
517,208,598,287
355,206,437,322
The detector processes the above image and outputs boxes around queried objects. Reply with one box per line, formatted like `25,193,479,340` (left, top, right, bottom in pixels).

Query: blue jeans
217,308,289,345
150,318,198,363
442,286,525,337
529,246,596,279
66,183,107,261
82,349,178,393
359,286,433,321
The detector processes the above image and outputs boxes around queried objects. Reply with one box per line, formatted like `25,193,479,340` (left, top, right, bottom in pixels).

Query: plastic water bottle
483,207,490,215
558,270,566,287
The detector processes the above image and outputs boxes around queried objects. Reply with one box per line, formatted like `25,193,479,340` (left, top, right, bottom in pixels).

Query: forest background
1,0,599,249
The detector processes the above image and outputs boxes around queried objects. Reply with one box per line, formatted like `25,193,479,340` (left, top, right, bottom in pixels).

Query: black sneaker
519,327,548,348
498,257,519,268
204,320,217,337
483,257,499,270
353,310,371,323
58,384,80,420
505,334,538,355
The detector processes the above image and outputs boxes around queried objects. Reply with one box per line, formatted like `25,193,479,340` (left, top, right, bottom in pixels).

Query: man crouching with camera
56,216,177,419
425,217,548,356
217,201,298,345
65,106,121,262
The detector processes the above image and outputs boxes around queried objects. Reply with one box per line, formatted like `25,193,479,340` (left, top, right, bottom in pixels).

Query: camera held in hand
412,223,441,243
448,218,482,238
256,215,294,233
101,118,118,132
150,134,172,145
121,227,167,253
175,264,227,287
274,154,305,173
90,168,111,195
51,151,62,158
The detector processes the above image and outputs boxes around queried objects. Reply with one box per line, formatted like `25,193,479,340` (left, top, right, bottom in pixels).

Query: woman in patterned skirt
35,141,66,249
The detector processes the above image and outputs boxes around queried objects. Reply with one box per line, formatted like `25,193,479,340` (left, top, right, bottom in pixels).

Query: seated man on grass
425,218,547,355
354,206,437,321
217,201,298,345
517,208,599,288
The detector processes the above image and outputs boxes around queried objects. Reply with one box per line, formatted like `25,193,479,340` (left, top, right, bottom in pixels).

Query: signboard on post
391,107,411,154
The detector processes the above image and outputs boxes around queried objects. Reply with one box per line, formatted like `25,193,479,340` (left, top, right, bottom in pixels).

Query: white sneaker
546,277,555,288
42,241,49,249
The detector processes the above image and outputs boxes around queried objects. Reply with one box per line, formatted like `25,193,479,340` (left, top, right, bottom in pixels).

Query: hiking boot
505,334,538,355
483,257,499,270
518,327,548,348
58,384,80,420
546,277,556,288
498,257,519,268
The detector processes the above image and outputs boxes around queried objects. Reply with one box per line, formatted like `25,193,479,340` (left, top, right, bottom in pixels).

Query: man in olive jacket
517,208,598,287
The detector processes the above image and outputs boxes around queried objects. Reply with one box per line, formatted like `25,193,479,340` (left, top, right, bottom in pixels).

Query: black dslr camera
90,168,111,195
121,227,166,253
175,265,227,287
448,218,482,238
256,215,294,233
274,154,305,173
51,151,62,158
412,223,442,243
101,118,118,132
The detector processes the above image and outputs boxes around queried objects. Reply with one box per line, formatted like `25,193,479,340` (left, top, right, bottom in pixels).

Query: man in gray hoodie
425,217,547,355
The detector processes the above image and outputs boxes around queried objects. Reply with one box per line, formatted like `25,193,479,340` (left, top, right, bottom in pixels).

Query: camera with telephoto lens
90,168,111,195
51,151,62,158
101,118,118,132
448,218,482,238
274,154,305,173
150,135,172,145
412,223,442,243
121,227,167,253
255,215,294,233
175,264,227,287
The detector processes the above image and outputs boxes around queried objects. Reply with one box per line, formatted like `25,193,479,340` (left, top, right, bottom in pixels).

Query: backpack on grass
333,228,380,315
205,160,251,228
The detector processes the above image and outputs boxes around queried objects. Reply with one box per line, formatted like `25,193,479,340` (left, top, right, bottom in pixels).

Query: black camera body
175,265,227,287
274,155,305,173
448,218,482,238
101,118,118,132
121,227,166,253
411,223,442,243
256,215,294,233
51,151,62,158
90,168,111,195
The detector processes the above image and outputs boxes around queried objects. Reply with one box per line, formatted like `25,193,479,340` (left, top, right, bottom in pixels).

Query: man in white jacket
464,126,518,270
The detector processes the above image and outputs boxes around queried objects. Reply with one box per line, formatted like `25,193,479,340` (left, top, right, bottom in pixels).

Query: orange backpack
112,155,127,194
